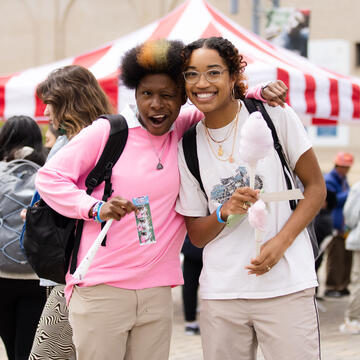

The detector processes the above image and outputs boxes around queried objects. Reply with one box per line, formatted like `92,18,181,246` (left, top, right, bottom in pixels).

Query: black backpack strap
243,98,297,210
70,114,128,275
182,123,207,200
85,115,128,194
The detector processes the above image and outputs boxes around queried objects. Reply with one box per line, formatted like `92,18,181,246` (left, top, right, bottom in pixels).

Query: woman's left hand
245,234,290,276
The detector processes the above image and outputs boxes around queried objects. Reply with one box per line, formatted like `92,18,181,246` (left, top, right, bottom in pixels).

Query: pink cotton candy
248,199,268,231
239,111,273,166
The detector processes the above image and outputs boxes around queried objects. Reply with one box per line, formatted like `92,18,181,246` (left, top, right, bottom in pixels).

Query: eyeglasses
183,68,229,84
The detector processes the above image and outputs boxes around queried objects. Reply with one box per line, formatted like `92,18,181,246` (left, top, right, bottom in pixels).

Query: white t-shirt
175,102,318,300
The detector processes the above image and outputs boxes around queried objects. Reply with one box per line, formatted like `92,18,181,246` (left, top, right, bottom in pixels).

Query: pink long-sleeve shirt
36,104,202,302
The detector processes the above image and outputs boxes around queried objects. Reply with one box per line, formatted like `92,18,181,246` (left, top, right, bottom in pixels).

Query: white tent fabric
1,0,360,124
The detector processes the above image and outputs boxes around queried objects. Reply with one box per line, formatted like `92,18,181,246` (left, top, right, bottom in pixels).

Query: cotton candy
239,111,273,166
248,199,267,232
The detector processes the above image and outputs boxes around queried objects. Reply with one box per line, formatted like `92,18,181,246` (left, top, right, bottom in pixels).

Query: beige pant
200,288,320,360
346,251,360,321
69,284,173,360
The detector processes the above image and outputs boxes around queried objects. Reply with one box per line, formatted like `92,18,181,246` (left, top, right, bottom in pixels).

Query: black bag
0,159,40,274
182,99,319,259
23,115,128,284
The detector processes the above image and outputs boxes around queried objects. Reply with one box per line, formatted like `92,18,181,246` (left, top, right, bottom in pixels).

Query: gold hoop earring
231,87,236,99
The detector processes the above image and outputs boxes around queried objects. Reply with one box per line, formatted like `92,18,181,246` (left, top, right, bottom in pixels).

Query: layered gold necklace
203,102,240,163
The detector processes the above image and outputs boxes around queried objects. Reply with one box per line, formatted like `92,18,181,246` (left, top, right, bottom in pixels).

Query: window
356,43,360,67
307,125,349,147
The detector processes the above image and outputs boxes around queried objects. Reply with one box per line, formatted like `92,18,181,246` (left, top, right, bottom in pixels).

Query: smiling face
184,48,235,115
135,73,184,136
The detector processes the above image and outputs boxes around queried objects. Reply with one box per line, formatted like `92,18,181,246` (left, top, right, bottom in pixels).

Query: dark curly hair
182,37,248,99
37,65,114,139
0,115,45,165
120,39,186,102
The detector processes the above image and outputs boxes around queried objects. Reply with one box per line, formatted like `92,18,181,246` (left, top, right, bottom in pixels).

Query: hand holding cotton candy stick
239,111,273,189
248,199,268,256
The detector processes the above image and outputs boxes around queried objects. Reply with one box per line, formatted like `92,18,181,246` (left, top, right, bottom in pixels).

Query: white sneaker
339,319,360,334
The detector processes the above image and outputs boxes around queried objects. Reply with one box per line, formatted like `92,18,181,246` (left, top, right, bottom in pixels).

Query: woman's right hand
220,187,259,221
99,196,137,221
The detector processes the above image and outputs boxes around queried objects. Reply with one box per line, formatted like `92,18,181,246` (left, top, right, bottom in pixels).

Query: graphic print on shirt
133,195,156,245
210,166,263,204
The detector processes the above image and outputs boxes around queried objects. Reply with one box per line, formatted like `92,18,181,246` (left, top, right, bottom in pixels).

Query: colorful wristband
92,201,105,223
216,204,226,224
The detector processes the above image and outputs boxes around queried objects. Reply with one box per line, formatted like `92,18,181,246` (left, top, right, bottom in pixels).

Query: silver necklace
146,131,169,170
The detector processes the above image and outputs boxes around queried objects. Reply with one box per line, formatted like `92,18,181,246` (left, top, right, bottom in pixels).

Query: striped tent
1,0,360,124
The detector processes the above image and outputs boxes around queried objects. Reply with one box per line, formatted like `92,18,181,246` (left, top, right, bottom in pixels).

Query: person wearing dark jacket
324,152,354,298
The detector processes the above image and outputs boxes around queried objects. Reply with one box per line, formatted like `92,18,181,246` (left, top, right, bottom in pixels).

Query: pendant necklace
146,131,169,170
204,118,237,157
204,102,241,163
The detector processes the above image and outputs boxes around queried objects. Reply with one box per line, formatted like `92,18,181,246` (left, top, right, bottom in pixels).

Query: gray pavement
169,286,360,360
1,261,360,359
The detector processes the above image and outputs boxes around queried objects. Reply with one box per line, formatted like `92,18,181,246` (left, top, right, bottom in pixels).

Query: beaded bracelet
92,201,105,223
216,204,226,224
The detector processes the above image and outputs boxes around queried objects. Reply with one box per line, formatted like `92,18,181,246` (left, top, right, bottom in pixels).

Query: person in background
181,235,203,335
44,123,61,153
314,190,337,273
0,115,47,360
29,64,114,360
339,180,360,334
324,152,354,298
176,36,326,360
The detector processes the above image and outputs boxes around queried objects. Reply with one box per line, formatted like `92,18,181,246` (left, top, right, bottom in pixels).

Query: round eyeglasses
183,68,229,84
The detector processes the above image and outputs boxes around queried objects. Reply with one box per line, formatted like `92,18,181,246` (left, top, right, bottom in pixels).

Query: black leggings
0,277,46,360
182,256,203,322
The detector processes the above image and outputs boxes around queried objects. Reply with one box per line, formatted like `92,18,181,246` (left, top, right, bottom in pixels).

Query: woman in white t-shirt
176,36,326,360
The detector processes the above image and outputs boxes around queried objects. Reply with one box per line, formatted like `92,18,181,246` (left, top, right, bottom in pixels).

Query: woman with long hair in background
29,64,114,360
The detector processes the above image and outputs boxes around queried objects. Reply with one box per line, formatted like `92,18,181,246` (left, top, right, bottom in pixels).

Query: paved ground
169,288,359,360
1,262,360,359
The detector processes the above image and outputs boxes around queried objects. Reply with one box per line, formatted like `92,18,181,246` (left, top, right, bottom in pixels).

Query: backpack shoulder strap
243,99,296,210
70,114,128,275
85,114,128,195
182,123,207,199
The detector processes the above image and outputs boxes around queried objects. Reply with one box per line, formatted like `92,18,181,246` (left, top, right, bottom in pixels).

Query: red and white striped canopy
1,0,360,124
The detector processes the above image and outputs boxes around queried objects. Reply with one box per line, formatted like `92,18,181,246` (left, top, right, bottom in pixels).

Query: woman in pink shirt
35,39,287,360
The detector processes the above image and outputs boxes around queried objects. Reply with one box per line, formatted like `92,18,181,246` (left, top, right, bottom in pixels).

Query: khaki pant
200,288,320,360
346,251,360,321
69,284,173,360
325,234,353,291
